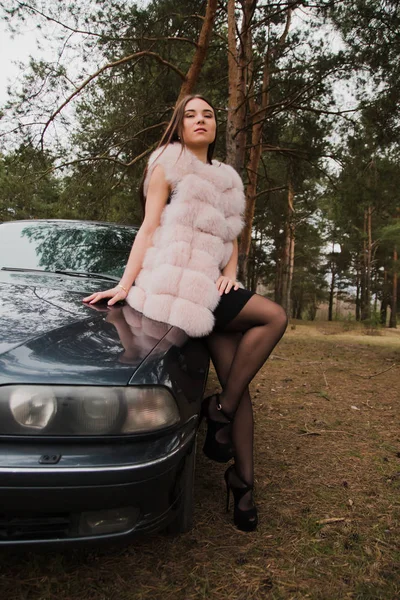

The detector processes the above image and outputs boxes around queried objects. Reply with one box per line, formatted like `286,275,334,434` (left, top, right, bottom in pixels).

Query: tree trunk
292,300,297,319
296,295,303,319
177,0,218,99
226,0,237,166
366,205,373,319
275,251,283,304
251,227,263,292
238,5,292,282
380,268,388,325
360,209,367,319
328,242,335,322
355,262,361,321
361,205,372,320
280,175,295,314
328,276,335,321
287,216,295,312
308,293,317,321
335,290,340,319
373,287,378,313
226,0,251,172
389,245,398,328
247,238,256,290
237,0,260,280
292,285,303,319
239,120,263,282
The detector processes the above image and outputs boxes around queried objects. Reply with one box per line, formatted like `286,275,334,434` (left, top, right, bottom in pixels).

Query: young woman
83,94,288,532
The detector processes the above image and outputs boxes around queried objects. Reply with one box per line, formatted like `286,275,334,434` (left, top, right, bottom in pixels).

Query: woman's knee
269,303,289,332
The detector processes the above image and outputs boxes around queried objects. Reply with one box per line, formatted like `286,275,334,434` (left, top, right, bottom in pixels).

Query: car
0,219,210,546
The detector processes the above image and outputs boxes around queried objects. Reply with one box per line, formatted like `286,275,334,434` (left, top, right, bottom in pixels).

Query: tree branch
255,185,287,198
288,104,360,117
13,2,199,46
40,51,185,148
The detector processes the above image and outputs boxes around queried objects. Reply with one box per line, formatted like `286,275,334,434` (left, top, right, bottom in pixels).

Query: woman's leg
214,295,287,514
204,296,287,514
204,330,245,444
205,330,254,511
219,294,288,418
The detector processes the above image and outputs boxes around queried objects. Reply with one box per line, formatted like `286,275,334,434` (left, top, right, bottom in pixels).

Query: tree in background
0,144,61,221
0,0,399,325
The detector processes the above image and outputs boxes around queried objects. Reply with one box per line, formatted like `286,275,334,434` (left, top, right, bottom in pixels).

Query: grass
0,320,399,600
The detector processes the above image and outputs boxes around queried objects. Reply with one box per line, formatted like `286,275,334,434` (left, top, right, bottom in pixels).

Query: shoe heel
225,481,230,512
224,466,232,512
225,465,258,532
199,397,208,426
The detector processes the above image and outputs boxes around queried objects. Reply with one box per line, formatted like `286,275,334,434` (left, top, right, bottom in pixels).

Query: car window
0,221,137,279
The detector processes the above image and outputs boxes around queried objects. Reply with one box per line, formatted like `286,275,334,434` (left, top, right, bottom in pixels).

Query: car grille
0,513,72,541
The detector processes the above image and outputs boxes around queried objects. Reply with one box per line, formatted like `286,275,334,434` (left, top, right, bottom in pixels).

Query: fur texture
126,141,245,337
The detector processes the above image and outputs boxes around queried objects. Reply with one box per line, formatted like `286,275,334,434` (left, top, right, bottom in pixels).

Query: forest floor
1,320,400,600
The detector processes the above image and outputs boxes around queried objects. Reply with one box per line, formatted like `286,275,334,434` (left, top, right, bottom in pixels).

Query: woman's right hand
83,286,128,306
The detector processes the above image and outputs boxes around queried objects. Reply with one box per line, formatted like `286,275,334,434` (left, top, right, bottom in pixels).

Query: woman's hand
82,285,128,306
216,275,240,296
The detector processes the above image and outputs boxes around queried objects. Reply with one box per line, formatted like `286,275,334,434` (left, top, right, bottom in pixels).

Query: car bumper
0,421,197,546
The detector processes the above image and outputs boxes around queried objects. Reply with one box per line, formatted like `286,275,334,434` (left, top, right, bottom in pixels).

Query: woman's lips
195,128,207,132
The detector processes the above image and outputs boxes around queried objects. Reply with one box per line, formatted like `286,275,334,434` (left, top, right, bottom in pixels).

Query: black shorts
212,286,255,330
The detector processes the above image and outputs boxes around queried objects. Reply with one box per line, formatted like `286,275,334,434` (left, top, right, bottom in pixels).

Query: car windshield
0,221,137,279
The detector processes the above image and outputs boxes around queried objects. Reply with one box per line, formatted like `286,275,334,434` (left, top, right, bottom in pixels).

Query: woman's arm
83,163,170,305
118,164,170,291
216,238,240,295
221,238,239,280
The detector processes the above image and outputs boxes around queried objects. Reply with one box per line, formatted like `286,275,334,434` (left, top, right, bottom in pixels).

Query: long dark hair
138,94,218,218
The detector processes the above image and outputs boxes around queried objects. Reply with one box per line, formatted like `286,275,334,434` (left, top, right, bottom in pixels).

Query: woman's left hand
216,275,240,296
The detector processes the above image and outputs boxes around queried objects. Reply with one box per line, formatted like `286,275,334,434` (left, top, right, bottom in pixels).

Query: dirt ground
1,320,400,600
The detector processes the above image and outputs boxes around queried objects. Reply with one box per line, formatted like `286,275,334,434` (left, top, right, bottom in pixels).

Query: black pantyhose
205,331,254,512
221,294,288,413
205,294,288,513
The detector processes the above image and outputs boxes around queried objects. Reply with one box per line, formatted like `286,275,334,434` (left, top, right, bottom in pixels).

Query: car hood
0,272,175,386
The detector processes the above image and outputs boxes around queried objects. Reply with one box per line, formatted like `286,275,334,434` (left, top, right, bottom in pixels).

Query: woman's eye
185,114,213,118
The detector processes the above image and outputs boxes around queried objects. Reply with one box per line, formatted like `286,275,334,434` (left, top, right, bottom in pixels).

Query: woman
83,94,288,532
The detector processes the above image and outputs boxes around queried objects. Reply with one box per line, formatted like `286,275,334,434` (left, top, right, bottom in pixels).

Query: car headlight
122,387,179,433
10,386,57,429
1,385,179,435
74,388,121,434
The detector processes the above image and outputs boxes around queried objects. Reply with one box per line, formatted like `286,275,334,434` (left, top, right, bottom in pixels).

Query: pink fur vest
126,141,245,337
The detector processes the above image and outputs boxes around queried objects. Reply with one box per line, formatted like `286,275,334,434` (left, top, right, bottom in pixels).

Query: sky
0,3,354,109
0,0,150,106
0,2,358,173
0,19,39,105
0,4,346,259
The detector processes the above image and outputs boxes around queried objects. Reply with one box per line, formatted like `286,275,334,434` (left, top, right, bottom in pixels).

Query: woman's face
181,98,216,147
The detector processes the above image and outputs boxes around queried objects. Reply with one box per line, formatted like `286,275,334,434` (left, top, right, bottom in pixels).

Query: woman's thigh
222,293,288,334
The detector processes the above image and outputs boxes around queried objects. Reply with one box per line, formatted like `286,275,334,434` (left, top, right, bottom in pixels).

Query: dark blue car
0,220,209,546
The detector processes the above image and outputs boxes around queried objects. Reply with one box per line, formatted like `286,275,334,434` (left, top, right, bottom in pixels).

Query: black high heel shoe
200,393,234,463
224,464,258,532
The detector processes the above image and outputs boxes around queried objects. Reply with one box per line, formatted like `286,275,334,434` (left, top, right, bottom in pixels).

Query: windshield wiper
1,267,118,282
54,270,119,282
2,267,47,274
